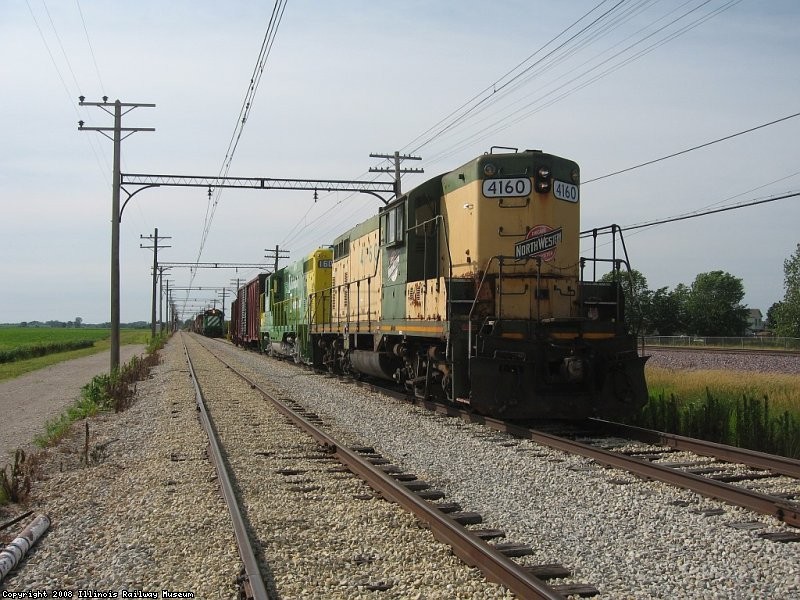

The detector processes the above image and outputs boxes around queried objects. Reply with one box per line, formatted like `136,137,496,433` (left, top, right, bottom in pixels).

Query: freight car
231,274,267,348
243,148,648,420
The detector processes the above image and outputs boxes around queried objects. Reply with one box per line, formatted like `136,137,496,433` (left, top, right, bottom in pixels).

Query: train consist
193,307,225,338
232,148,648,420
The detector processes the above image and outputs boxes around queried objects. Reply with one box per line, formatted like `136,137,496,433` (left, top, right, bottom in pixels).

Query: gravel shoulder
0,345,146,464
1,336,240,595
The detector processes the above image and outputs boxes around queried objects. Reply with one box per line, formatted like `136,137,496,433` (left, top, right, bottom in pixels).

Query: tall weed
636,390,800,459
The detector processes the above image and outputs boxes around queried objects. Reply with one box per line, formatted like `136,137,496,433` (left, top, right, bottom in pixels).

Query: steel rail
590,419,800,479
197,340,565,599
182,339,271,600
408,399,800,528
517,426,800,528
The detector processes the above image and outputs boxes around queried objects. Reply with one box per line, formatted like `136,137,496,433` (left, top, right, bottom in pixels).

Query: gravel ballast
2,337,798,598
2,336,512,599
646,348,800,375
183,334,511,599
206,338,800,599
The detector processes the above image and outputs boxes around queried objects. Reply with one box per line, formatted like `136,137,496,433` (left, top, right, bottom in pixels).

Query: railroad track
184,333,597,599
312,372,796,529
315,359,800,531
392,397,800,531
281,356,800,532
230,340,800,531
193,335,800,597
183,338,269,599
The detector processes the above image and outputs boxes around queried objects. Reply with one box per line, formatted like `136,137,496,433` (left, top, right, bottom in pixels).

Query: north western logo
514,225,562,261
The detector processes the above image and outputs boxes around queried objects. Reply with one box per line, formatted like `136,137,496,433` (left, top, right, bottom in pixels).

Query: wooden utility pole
264,245,290,272
140,228,171,338
78,97,154,372
369,151,424,198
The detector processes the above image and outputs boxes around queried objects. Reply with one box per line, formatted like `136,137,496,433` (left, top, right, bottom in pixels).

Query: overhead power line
279,1,747,260
414,0,743,168
403,0,626,155
25,0,109,180
186,0,289,306
581,191,799,237
75,0,106,94
584,111,800,184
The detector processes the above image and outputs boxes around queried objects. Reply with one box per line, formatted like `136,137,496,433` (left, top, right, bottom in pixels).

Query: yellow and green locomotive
304,147,648,419
261,248,332,361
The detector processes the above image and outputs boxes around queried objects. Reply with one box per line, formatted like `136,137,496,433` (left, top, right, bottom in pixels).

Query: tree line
609,243,800,337
4,320,151,329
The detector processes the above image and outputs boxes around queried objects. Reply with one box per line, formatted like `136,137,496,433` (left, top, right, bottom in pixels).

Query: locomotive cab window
334,238,350,260
381,203,405,246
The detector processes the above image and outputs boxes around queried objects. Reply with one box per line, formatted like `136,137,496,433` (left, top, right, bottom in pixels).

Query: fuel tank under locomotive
348,349,402,380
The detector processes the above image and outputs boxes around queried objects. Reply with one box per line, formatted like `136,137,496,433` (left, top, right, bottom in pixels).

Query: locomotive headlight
534,165,551,193
571,168,580,184
483,163,496,177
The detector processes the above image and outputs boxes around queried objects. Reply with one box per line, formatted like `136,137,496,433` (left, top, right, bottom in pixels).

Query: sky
2,0,799,325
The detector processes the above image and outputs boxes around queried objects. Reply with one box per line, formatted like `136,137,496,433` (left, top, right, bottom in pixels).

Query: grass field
646,365,800,415
0,327,111,350
0,328,152,382
642,364,800,457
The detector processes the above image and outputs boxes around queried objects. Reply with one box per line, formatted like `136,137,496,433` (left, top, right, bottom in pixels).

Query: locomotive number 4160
482,177,531,198
554,180,579,203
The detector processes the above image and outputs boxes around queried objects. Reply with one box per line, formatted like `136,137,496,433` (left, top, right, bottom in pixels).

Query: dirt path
0,346,146,464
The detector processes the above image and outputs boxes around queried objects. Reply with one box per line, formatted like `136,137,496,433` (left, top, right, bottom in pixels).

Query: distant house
746,308,764,334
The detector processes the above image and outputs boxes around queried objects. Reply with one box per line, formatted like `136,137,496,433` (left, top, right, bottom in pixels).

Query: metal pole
158,268,164,330
111,100,122,372
151,227,158,338
0,514,51,582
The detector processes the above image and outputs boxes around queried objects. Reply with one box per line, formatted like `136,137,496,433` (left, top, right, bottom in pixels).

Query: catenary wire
184,0,288,315
75,0,106,94
424,0,742,167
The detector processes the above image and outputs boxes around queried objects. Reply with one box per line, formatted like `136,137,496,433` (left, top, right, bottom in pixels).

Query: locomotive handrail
580,224,645,335
315,275,377,333
579,257,626,325
410,214,454,395
467,257,499,374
